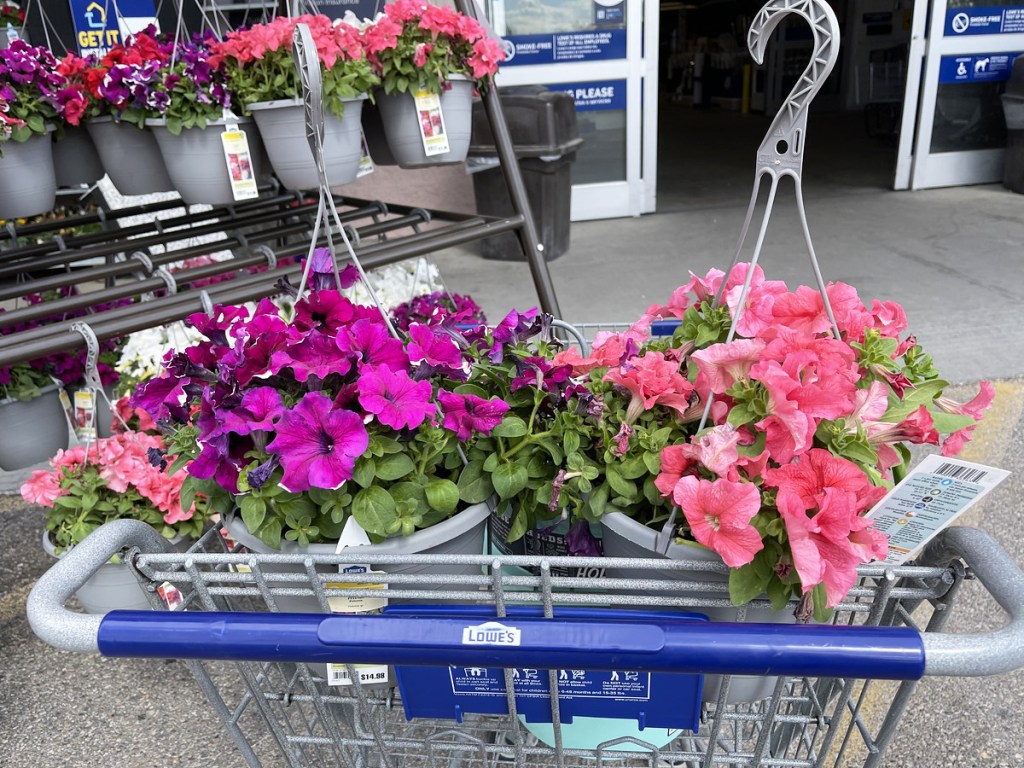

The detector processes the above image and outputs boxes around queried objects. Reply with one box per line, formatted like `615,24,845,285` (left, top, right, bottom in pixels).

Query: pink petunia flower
604,351,694,423
672,475,763,567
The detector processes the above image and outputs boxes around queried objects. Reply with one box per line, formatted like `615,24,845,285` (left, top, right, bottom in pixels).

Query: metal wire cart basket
27,518,1024,768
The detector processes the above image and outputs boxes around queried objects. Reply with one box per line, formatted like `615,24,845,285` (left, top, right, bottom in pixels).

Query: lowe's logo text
461,622,522,646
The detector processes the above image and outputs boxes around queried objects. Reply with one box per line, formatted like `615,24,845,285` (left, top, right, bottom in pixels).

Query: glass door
486,0,658,220
896,0,1024,189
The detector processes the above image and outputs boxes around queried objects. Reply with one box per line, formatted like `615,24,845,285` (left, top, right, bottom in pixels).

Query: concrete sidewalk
2,175,1023,766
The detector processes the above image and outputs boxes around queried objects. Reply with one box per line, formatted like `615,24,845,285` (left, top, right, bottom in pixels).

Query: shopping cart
27,517,1024,768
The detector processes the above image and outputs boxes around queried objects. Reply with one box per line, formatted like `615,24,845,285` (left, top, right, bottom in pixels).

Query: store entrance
656,0,913,208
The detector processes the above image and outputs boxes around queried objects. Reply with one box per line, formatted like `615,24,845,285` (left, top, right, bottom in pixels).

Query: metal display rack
0,0,559,371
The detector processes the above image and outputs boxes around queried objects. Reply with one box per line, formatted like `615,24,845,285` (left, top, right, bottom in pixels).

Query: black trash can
469,87,582,261
1002,56,1024,193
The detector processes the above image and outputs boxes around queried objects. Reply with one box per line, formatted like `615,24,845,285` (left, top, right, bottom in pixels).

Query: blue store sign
938,52,1022,82
69,0,157,56
547,79,627,111
945,6,1024,36
501,29,626,66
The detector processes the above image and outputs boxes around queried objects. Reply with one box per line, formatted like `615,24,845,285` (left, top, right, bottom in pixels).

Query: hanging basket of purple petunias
131,257,515,551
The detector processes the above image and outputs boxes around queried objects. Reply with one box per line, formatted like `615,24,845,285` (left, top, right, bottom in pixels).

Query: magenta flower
270,330,352,382
438,391,510,441
407,323,464,369
293,290,356,335
339,318,409,372
266,392,369,492
673,475,764,568
219,387,285,436
357,364,435,430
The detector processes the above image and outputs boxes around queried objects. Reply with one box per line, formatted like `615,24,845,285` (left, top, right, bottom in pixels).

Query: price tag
221,129,260,201
866,455,1010,564
157,581,184,611
73,387,97,441
326,518,390,686
413,88,449,156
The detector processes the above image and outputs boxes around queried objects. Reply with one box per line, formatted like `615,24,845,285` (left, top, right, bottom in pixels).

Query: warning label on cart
866,455,1009,564
449,667,650,701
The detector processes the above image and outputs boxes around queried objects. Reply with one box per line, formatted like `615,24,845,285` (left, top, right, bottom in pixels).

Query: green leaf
375,453,416,481
425,479,460,513
642,450,661,475
767,578,792,612
811,584,833,623
605,466,636,499
457,460,494,504
352,457,376,488
507,505,529,542
352,487,398,537
588,482,610,517
728,555,771,606
239,494,267,533
492,416,528,438
563,431,581,457
483,452,499,472
538,438,563,464
492,463,528,499
26,114,45,134
256,518,283,549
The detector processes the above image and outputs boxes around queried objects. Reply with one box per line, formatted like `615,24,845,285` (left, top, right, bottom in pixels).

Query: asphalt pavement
3,108,1024,766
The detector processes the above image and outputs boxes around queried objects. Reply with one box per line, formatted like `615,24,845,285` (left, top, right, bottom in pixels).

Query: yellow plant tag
221,129,260,200
412,88,449,156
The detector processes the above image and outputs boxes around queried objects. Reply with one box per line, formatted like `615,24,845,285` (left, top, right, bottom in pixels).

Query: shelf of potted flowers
210,13,378,190
0,1,26,47
362,0,505,168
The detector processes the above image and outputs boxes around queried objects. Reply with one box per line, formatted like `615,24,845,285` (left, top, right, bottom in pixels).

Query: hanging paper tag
326,516,389,686
357,131,374,177
73,388,97,442
866,455,1010,564
413,88,449,156
221,128,260,201
6,24,20,43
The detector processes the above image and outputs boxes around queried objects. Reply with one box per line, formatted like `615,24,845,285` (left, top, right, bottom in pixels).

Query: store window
547,80,627,183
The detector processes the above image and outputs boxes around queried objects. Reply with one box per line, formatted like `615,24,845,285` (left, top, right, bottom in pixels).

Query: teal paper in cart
389,606,705,732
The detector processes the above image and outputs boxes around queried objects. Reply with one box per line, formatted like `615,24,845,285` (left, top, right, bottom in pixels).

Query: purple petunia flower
565,520,603,557
266,392,369,492
292,289,356,335
357,364,435,430
407,323,464,369
437,391,510,441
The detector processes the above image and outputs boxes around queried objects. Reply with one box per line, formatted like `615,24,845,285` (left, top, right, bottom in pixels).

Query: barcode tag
866,454,1010,564
221,129,260,201
325,565,389,686
412,88,449,156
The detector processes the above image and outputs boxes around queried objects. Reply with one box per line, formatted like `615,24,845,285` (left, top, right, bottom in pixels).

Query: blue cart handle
26,522,1024,679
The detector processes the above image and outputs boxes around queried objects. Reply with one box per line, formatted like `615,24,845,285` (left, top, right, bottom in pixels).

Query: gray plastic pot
149,117,266,206
86,116,174,195
222,501,490,613
247,96,364,190
0,129,56,219
600,511,794,704
0,385,70,470
53,126,105,187
374,76,474,168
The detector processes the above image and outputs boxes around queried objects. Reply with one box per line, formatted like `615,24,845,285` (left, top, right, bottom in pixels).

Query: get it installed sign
69,0,158,56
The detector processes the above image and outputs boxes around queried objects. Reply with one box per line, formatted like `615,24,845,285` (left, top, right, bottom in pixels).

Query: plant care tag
73,387,97,442
57,384,75,427
6,24,20,42
221,128,259,201
413,87,449,156
866,455,1010,565
357,131,374,177
326,517,389,686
